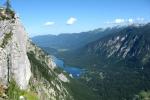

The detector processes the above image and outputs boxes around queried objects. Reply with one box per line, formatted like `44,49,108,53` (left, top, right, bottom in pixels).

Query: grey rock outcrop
0,17,31,90
0,13,73,99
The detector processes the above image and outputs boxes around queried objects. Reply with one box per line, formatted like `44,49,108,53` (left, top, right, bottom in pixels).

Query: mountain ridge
32,26,125,51
37,23,150,100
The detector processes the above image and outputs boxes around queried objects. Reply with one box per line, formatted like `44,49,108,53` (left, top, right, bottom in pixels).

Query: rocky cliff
0,16,31,90
0,9,73,100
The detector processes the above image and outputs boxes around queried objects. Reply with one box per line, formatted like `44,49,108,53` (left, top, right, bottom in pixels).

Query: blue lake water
52,56,84,78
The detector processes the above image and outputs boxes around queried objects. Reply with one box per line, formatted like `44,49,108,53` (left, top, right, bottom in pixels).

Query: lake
52,56,84,78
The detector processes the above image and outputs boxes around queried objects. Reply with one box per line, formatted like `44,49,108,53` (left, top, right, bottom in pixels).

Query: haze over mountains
32,26,126,51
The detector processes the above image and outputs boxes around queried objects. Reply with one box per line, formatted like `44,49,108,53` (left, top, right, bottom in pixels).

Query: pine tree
4,0,14,18
6,0,11,11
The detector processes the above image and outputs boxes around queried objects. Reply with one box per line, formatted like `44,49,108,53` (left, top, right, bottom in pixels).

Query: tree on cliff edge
6,0,11,9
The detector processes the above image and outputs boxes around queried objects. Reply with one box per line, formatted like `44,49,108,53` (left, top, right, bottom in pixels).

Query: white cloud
105,18,145,25
44,21,55,26
128,19,133,23
66,17,77,25
105,18,125,24
115,19,125,24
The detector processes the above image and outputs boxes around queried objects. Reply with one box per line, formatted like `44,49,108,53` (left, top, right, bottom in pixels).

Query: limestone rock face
0,17,31,89
0,15,73,100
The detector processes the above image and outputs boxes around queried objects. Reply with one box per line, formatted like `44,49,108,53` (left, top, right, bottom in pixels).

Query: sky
0,0,150,37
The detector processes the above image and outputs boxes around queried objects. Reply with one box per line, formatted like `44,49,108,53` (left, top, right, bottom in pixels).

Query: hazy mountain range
33,23,150,100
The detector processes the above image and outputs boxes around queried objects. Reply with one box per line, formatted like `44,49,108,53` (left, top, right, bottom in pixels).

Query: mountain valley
33,23,150,100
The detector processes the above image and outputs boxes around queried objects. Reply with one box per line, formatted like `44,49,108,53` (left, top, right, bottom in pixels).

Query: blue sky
0,0,150,37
